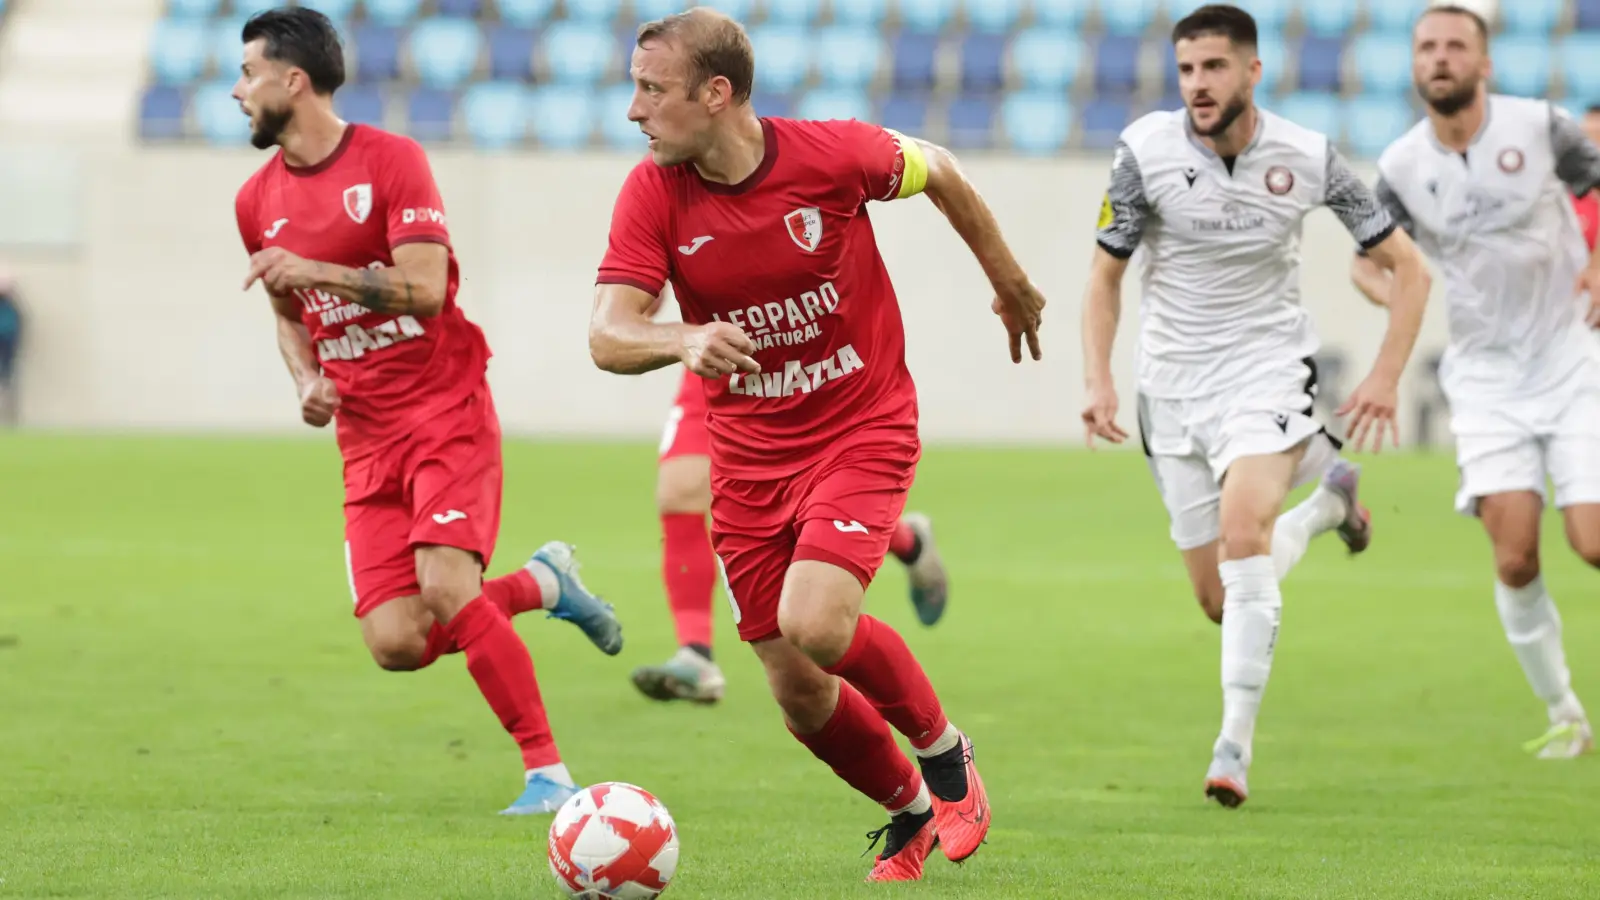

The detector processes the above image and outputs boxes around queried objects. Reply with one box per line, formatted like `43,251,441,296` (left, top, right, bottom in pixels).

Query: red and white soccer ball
547,782,679,899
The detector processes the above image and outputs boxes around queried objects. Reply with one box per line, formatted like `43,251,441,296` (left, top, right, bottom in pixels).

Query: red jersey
1573,190,1599,252
235,125,490,459
597,117,930,479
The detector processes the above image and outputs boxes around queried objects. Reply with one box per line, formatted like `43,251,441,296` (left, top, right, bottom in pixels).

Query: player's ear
702,75,734,114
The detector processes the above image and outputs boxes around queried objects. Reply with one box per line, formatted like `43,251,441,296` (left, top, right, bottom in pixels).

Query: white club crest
784,207,823,253
343,183,373,224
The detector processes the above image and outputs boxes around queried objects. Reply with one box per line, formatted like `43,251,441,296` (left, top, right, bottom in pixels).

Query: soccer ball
547,782,679,899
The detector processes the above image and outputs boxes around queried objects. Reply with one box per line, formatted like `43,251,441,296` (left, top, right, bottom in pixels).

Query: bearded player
589,9,1045,883
230,8,623,814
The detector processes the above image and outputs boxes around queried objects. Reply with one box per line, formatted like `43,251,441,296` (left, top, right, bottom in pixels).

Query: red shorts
709,431,918,643
341,385,503,617
658,368,710,461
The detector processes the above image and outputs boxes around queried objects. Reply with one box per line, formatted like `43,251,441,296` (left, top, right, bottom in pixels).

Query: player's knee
418,582,477,622
367,632,427,671
1219,523,1273,561
778,606,855,667
656,471,711,515
1494,545,1541,588
769,667,837,733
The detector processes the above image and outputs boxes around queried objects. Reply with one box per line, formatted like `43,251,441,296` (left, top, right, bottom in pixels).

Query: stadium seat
1580,0,1600,31
167,0,222,16
1300,0,1358,38
487,26,536,81
749,25,811,94
1031,0,1090,30
406,87,456,142
1350,34,1412,96
1256,33,1286,94
542,22,614,85
529,86,596,149
1271,92,1341,143
496,0,557,28
816,27,884,89
565,0,622,24
752,92,794,119
880,91,930,134
363,0,423,28
1560,35,1600,100
1493,35,1552,97
960,34,1007,93
767,0,829,26
1093,36,1141,95
295,0,358,19
149,18,210,86
335,83,387,126
1011,29,1083,92
353,26,402,82
890,32,939,89
1001,91,1072,155
138,85,187,140
211,19,246,74
1500,0,1563,35
463,81,528,149
1295,36,1344,93
1099,0,1161,36
193,80,251,144
1344,95,1416,159
409,18,482,90
1080,97,1131,150
1228,0,1292,33
898,0,958,33
796,87,872,122
436,0,481,15
946,93,996,149
599,82,643,149
633,0,751,19
1366,0,1429,35
965,0,1024,34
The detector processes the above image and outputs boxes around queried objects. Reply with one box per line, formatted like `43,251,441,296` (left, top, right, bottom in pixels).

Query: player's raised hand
680,322,761,379
991,280,1046,363
1337,373,1400,453
245,248,320,295
1081,380,1128,448
299,376,341,428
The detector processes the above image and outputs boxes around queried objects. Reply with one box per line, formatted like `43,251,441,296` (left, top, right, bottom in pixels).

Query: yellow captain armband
885,128,928,200
1097,193,1114,230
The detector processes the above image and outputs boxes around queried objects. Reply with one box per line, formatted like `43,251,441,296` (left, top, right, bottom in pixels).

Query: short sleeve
1549,104,1600,197
596,163,672,296
1095,140,1150,259
377,136,452,250
235,187,261,256
1323,144,1396,250
829,119,929,203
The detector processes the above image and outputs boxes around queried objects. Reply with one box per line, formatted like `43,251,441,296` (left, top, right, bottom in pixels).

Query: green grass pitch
2,434,1597,899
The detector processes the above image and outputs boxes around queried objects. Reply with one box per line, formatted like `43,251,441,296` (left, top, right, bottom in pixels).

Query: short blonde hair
636,7,754,104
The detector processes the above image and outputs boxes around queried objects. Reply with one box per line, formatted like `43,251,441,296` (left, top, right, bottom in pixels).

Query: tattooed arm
244,241,449,318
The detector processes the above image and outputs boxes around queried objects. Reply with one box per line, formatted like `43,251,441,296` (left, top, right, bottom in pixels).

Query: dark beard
1420,78,1477,117
1190,95,1247,137
250,105,292,150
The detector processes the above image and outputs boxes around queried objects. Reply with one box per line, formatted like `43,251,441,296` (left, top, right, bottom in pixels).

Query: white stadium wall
0,145,1459,446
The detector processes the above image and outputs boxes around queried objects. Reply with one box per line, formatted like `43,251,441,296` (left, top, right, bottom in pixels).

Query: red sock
824,615,950,751
661,513,715,650
482,568,544,618
418,622,457,668
791,680,924,810
446,595,560,769
888,519,918,561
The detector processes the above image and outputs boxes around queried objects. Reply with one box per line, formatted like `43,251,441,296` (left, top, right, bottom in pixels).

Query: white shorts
1450,378,1600,516
1138,357,1341,550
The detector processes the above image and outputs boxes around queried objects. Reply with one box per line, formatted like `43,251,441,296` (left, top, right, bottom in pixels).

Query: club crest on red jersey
344,183,373,224
785,207,823,253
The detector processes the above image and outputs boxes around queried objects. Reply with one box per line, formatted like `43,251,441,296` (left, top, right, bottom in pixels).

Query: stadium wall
2,147,1458,446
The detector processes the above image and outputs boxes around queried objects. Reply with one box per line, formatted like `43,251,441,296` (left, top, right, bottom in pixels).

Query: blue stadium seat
1256,34,1286,94
193,80,250,144
1500,0,1563,35
409,18,482,90
138,85,186,140
435,0,482,16
946,93,996,149
167,0,222,16
891,32,939,89
1002,91,1072,155
335,83,387,126
753,93,794,118
542,22,614,85
633,0,752,19
1271,92,1341,142
211,19,245,74
960,34,1007,93
496,0,557,28
565,0,622,24
487,26,536,81
463,81,528,149
529,86,596,149
1580,0,1600,31
1011,29,1083,91
816,27,883,89
796,87,871,122
1350,34,1412,96
1093,35,1141,95
1560,35,1600,99
898,0,958,33
295,0,358,19
750,25,811,94
1300,0,1358,38
965,0,1024,34
406,87,456,142
1493,35,1552,97
1295,36,1344,93
880,91,930,134
1080,97,1131,150
1228,0,1292,33
150,18,210,86
1032,0,1090,30
767,0,829,26
1366,0,1429,35
363,0,423,28
599,82,643,149
1344,95,1416,159
1099,0,1161,36
353,26,402,82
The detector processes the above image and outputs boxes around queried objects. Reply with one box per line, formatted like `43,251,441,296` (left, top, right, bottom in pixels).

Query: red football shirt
235,125,490,459
1573,190,1599,252
597,117,930,479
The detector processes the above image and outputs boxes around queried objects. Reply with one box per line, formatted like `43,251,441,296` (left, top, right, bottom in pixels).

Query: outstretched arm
590,283,759,378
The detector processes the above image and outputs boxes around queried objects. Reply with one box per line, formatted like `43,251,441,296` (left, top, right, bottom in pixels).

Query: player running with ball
589,8,1045,883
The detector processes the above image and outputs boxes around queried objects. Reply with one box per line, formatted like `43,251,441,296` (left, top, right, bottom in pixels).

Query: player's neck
1428,96,1487,154
1201,105,1258,160
278,104,351,169
693,113,766,186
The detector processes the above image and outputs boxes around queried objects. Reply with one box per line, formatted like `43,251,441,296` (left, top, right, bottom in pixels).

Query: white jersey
1372,95,1600,399
1096,109,1396,399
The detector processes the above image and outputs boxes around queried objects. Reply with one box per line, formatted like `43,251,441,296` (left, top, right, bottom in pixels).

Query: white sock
912,721,961,759
527,762,576,787
1495,577,1581,718
526,560,562,610
888,780,932,817
1271,487,1347,580
1219,556,1283,760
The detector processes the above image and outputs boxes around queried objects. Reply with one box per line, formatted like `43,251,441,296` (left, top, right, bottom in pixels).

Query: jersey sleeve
596,164,671,296
1323,144,1396,251
1550,105,1600,197
830,119,929,203
1094,140,1150,259
235,187,262,256
377,137,452,249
